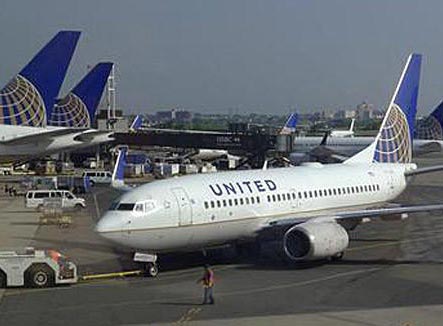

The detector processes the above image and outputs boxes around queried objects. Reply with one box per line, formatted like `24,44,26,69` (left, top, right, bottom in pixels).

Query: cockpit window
109,202,119,210
116,203,135,211
135,203,144,212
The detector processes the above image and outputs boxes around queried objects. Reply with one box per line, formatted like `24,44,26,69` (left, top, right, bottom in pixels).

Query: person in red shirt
198,264,215,305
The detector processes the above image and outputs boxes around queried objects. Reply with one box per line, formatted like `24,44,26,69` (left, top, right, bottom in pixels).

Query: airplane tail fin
346,53,422,164
349,118,355,132
414,100,443,140
0,31,81,126
49,62,113,128
112,146,128,189
130,115,143,131
280,113,298,135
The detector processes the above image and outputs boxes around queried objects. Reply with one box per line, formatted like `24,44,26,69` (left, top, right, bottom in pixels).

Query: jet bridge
113,130,277,168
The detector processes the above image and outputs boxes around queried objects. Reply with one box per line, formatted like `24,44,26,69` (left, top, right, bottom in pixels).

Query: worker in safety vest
198,264,215,305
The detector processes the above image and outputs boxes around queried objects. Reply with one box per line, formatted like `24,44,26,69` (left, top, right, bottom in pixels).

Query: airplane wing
266,203,443,229
0,128,86,145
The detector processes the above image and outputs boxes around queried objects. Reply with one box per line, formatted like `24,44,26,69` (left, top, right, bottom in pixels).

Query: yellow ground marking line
79,270,142,281
0,268,385,316
175,307,202,324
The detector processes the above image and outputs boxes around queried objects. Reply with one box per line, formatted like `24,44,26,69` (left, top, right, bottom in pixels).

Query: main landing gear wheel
145,263,159,277
330,251,344,261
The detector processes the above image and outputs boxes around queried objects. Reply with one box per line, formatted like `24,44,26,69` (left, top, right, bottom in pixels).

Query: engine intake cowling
283,222,349,261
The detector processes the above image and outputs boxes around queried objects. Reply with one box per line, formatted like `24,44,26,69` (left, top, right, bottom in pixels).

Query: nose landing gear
134,252,159,277
143,262,159,277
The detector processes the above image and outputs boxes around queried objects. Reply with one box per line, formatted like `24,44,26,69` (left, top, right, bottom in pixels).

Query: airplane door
172,187,193,226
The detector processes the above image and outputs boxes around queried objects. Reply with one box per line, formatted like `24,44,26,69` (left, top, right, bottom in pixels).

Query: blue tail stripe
286,113,298,129
392,53,422,141
130,115,143,130
18,31,81,123
430,101,443,129
115,147,127,181
72,62,113,120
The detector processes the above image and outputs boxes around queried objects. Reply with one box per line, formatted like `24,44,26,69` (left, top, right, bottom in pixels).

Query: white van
25,190,86,210
82,170,112,186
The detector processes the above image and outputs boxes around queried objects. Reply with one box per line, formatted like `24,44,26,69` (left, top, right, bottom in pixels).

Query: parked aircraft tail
280,113,298,135
346,53,421,164
414,100,443,140
130,115,143,131
0,31,80,126
49,62,113,128
112,146,127,189
349,118,355,132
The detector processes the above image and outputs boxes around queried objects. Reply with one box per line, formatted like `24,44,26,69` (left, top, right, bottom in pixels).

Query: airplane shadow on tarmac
13,235,442,274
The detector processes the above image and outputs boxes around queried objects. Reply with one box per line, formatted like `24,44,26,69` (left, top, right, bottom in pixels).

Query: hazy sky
1,0,443,115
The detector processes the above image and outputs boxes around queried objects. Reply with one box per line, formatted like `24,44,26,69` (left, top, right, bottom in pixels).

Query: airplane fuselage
96,163,413,253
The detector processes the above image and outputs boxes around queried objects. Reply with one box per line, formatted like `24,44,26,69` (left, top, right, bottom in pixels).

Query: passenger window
333,189,337,195
251,197,255,204
298,192,302,199
272,194,276,202
337,189,341,195
287,193,291,200
234,199,238,206
204,202,209,209
328,189,332,196
292,193,296,200
277,194,281,201
223,199,227,207
309,191,312,198
210,201,215,208
228,199,233,206
314,190,317,197
256,196,260,204
217,200,221,208
364,185,368,192
245,197,249,205
240,198,244,205
66,193,74,199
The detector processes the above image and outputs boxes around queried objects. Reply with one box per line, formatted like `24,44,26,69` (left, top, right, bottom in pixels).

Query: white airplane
96,53,443,277
0,32,120,163
330,118,355,138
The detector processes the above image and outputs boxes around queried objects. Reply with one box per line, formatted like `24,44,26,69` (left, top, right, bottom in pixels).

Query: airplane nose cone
95,213,125,234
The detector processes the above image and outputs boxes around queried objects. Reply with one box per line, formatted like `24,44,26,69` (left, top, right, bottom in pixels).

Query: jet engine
283,222,349,261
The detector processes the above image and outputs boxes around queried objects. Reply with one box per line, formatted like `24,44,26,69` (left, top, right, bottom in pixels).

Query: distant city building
356,102,375,121
333,110,346,119
155,109,193,123
345,110,356,119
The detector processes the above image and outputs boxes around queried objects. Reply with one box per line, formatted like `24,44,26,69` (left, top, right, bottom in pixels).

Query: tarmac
0,155,443,325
